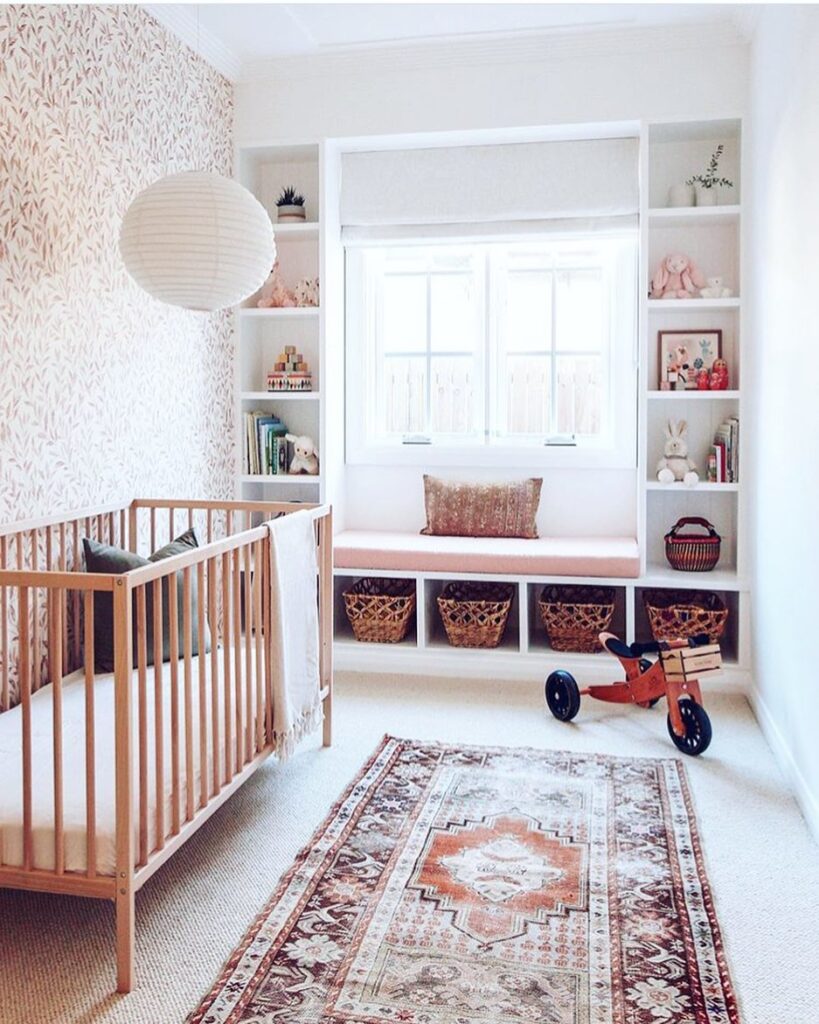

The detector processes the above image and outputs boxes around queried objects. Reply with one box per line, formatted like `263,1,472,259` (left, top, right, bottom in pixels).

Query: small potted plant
687,145,734,207
276,186,306,222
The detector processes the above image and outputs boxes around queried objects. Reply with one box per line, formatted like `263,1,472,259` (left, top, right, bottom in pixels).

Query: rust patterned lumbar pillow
421,475,542,538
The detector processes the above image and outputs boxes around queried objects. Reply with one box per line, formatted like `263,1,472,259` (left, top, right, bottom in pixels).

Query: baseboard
750,686,819,844
334,640,751,692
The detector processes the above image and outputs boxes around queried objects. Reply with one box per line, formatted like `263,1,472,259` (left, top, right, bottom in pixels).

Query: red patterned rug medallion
190,737,739,1024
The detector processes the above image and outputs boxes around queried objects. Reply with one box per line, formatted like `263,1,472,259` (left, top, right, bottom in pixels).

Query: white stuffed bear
657,419,699,487
294,277,320,307
286,434,319,475
700,276,732,299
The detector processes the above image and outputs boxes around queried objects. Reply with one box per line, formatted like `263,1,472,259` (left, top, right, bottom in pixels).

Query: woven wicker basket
343,578,416,643
643,589,728,644
437,581,514,649
538,585,616,653
665,517,721,572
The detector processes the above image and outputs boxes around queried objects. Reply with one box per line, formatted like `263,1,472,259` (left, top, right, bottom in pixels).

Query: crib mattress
0,648,262,877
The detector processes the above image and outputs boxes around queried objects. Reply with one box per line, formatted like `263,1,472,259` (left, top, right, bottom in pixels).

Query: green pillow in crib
83,528,211,672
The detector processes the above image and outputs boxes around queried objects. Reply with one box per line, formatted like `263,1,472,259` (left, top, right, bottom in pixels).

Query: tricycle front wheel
667,699,712,756
545,670,581,722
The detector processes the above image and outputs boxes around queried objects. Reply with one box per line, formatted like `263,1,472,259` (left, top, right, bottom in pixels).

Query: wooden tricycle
544,631,721,755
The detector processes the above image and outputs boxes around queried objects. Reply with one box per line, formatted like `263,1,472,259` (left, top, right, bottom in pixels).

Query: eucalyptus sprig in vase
687,145,734,207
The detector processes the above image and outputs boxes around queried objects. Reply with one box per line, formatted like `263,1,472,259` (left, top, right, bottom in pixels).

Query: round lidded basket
538,585,616,653
437,581,514,649
343,577,416,643
665,516,721,572
643,589,728,644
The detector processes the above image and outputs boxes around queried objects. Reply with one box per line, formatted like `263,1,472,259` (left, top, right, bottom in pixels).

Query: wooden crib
0,498,333,993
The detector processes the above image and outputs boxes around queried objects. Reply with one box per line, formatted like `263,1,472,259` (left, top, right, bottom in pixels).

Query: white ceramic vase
695,185,719,207
668,184,695,208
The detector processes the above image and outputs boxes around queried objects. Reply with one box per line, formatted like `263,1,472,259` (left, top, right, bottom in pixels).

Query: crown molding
239,19,747,84
144,4,242,81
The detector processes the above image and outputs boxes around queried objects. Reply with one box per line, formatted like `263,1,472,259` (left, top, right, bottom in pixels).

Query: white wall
746,8,819,839
237,26,748,537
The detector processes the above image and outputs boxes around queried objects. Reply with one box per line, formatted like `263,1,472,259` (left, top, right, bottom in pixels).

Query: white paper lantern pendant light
119,171,275,312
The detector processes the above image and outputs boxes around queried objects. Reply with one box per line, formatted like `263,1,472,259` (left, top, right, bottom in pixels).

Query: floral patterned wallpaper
0,4,235,527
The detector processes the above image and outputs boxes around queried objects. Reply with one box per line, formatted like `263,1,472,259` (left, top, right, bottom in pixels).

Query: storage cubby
332,574,418,647
647,307,740,392
526,583,627,654
645,489,738,575
646,397,740,482
634,587,740,666
237,144,321,225
423,577,521,653
647,119,741,208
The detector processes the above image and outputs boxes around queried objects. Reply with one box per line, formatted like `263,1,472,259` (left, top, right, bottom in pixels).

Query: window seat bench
333,530,641,579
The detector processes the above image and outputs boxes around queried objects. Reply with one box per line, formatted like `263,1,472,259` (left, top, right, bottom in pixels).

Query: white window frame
345,232,638,470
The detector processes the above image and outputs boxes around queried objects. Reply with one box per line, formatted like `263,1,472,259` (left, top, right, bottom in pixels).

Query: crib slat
29,532,40,693
253,538,264,754
19,587,33,871
206,509,213,545
83,591,97,877
197,560,208,810
150,508,156,554
153,578,165,853
232,549,243,770
263,537,273,744
136,586,149,868
243,543,253,763
49,589,64,874
182,568,195,823
58,523,68,673
168,571,180,836
208,556,220,796
221,551,232,782
72,522,81,668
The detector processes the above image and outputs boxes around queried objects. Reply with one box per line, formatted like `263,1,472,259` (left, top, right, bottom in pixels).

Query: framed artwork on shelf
658,329,722,390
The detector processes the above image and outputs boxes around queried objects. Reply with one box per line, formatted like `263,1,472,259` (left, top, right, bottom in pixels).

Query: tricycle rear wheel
545,670,581,722
667,699,712,756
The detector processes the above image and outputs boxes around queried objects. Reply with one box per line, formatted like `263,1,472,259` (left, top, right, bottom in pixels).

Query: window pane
430,274,475,353
430,356,477,434
378,355,426,434
382,275,426,353
556,355,603,435
555,268,604,352
502,354,550,435
506,271,551,352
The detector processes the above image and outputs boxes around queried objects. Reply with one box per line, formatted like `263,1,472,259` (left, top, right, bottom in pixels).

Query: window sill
346,443,637,471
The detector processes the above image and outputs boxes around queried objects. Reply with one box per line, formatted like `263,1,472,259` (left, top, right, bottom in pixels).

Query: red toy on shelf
545,631,721,755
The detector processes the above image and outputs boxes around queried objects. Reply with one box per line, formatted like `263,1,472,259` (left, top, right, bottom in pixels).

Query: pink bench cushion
334,531,640,579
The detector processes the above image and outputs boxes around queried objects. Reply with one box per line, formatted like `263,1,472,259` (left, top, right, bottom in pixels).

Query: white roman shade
341,138,639,239
119,171,275,312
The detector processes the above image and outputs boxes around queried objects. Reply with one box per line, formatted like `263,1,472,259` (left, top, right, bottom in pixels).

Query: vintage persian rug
190,737,739,1024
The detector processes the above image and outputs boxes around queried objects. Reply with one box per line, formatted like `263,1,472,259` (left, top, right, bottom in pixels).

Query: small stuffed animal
286,433,319,475
257,260,296,308
650,253,706,299
657,419,699,486
294,277,319,307
700,276,732,299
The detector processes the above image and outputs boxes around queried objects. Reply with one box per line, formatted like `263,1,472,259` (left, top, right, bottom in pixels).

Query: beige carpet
0,673,817,1024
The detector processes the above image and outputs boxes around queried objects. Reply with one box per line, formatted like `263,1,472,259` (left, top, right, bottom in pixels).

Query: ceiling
146,3,753,80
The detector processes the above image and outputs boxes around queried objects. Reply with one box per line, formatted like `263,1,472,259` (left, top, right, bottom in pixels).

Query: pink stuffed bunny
256,259,296,308
650,253,706,299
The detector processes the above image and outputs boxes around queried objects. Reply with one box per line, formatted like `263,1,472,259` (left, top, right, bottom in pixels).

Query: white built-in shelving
235,141,325,502
236,121,750,686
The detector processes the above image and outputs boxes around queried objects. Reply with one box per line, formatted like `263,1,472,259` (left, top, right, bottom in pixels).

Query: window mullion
550,257,558,435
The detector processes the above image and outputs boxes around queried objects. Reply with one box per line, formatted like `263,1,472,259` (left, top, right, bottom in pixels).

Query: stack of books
708,417,739,483
244,411,288,475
